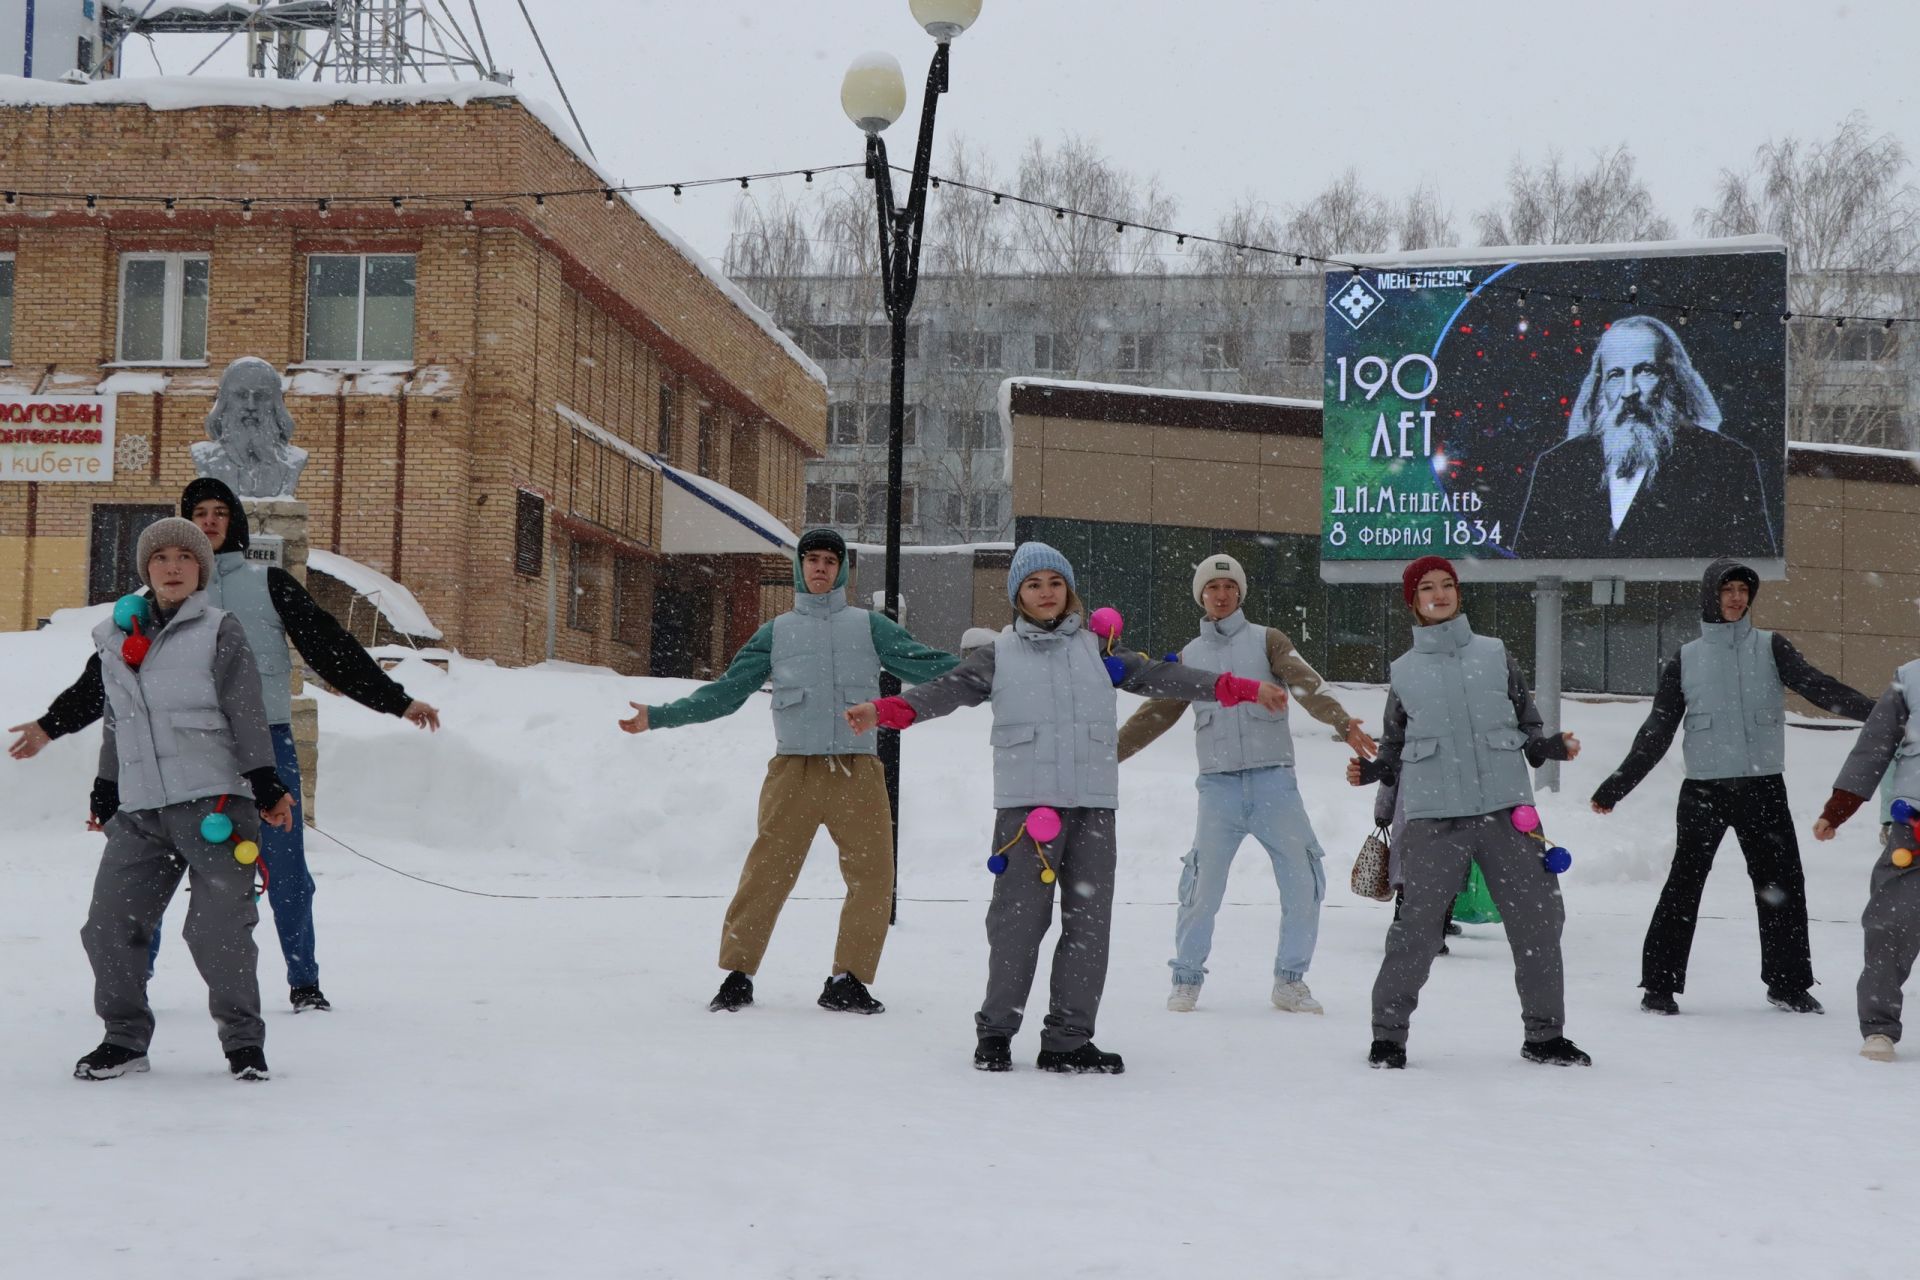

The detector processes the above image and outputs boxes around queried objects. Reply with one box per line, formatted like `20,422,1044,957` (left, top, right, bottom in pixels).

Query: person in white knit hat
1119,553,1378,1015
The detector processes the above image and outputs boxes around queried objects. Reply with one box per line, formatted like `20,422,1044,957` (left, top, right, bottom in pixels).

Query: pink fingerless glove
873,696,917,730
1214,673,1264,707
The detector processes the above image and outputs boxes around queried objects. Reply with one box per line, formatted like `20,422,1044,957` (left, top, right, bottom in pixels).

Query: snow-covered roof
306,548,443,640
846,541,1014,556
1339,234,1788,270
1001,376,1320,412
1788,440,1920,462
0,74,826,390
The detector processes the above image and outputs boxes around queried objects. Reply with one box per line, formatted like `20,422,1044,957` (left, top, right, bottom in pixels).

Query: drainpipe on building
545,529,558,661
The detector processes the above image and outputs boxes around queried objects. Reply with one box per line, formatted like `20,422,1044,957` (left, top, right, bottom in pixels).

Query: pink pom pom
1088,607,1123,640
1026,806,1062,843
1510,804,1540,833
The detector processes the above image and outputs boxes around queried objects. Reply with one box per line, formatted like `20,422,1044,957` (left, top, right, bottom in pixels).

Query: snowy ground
2,605,1914,1278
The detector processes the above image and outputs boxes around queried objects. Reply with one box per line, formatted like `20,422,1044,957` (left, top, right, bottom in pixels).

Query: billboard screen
1319,244,1787,580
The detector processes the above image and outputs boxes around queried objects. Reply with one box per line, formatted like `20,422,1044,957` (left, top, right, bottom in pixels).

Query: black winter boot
226,1046,271,1081
1368,1039,1406,1069
290,985,331,1012
708,971,753,1012
74,1042,149,1081
1767,988,1824,1014
1036,1042,1124,1074
1521,1036,1592,1066
818,973,885,1015
974,1035,1012,1072
1641,991,1680,1015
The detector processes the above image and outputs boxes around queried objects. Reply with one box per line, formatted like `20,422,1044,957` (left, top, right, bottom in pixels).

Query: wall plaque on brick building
0,396,116,482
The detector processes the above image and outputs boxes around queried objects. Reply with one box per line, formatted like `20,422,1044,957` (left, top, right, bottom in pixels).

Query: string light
164,197,177,219
534,193,546,213
85,194,98,215
603,188,616,208
462,199,474,220
241,198,253,221
317,197,330,218
392,196,404,211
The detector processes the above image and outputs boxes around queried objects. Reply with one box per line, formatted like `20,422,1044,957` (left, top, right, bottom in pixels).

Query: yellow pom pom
233,840,260,866
1039,868,1056,885
1893,847,1914,869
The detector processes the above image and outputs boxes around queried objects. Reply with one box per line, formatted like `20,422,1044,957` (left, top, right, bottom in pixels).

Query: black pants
1641,775,1814,995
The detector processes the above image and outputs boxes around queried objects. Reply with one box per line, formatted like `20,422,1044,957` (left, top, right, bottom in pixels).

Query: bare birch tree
1473,146,1674,246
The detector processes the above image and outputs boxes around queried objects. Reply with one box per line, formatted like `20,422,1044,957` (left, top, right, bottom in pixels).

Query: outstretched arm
1117,698,1188,763
868,613,961,685
269,568,416,719
1591,657,1684,811
1816,683,1907,838
1773,634,1876,721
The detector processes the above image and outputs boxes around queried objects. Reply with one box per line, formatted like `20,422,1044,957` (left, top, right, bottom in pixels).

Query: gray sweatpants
80,798,265,1054
976,806,1116,1053
1858,829,1920,1043
1371,811,1567,1045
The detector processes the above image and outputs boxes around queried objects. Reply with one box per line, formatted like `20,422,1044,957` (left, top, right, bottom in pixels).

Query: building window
863,483,916,527
1287,330,1315,364
1201,333,1241,371
696,409,715,474
831,403,917,448
799,323,918,361
612,555,650,648
945,331,1002,371
829,481,863,525
954,409,995,450
117,253,209,364
305,253,415,362
805,483,832,525
1033,333,1074,373
1116,333,1155,372
0,255,13,362
513,490,545,576
567,537,602,631
657,384,675,454
945,492,999,533
77,37,94,73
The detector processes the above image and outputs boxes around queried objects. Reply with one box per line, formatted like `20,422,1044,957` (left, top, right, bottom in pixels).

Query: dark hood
179,477,250,553
1700,558,1759,623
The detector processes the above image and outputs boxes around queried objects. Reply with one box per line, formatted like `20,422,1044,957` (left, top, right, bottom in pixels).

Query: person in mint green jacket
619,528,957,1016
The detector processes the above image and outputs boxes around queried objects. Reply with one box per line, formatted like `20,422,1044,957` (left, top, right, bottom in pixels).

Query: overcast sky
120,0,1918,268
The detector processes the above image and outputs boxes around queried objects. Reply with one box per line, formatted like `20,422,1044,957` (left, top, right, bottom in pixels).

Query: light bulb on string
603,189,616,209
317,197,330,219
462,199,474,220
241,198,254,222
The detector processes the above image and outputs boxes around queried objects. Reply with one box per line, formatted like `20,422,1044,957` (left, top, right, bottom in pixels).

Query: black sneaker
1444,920,1464,936
1521,1036,1592,1066
290,985,331,1013
74,1042,150,1081
817,974,885,1015
708,971,753,1012
226,1046,271,1082
1368,1039,1407,1070
974,1035,1012,1072
1767,988,1824,1014
1641,991,1680,1015
1036,1042,1124,1074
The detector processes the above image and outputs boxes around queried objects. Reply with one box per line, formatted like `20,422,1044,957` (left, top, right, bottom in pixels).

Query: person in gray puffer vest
1813,660,1920,1063
622,528,957,1016
72,518,295,1084
1592,558,1874,1016
1348,555,1587,1070
848,542,1291,1075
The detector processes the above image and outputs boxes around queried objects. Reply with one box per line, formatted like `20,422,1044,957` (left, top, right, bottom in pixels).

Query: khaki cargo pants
718,754,894,983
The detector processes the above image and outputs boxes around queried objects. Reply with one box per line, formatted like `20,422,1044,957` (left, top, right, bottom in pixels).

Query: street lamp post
841,0,981,921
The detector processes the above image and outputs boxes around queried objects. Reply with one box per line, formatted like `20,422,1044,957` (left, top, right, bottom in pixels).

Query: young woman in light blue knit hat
847,541,1289,1074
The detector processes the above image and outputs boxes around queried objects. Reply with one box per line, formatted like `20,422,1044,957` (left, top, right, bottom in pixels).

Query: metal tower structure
100,1,507,84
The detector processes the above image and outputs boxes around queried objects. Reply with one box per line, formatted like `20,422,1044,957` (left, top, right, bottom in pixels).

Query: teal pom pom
113,593,150,633
200,812,234,844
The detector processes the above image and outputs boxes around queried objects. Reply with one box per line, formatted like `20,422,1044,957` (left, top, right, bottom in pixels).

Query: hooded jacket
1592,559,1875,807
35,479,415,740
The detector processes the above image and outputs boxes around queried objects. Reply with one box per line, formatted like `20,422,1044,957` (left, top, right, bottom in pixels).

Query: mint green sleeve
646,623,775,730
869,613,960,685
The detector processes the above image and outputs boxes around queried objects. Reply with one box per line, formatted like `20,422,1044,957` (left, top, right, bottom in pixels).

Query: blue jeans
1171,765,1326,986
149,724,318,988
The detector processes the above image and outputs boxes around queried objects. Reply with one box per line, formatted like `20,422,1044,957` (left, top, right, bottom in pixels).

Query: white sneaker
1861,1034,1897,1062
1166,983,1200,1013
1272,979,1324,1014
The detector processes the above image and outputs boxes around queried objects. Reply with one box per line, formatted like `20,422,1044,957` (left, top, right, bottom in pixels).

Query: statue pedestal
242,497,319,826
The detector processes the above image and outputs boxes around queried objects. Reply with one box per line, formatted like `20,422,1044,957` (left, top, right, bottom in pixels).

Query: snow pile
305,549,442,641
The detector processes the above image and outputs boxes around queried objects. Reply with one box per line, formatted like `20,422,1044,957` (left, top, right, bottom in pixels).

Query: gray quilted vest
1388,613,1534,821
1182,610,1292,774
1887,660,1920,806
92,593,246,812
988,613,1120,810
769,586,881,757
1678,619,1784,780
206,552,293,726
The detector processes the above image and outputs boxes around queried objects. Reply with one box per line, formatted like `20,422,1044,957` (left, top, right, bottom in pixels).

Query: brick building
0,78,825,676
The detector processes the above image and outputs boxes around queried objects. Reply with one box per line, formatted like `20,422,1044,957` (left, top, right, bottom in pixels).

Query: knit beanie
136,517,216,591
796,527,846,563
1192,553,1248,606
1007,541,1076,604
1401,554,1458,606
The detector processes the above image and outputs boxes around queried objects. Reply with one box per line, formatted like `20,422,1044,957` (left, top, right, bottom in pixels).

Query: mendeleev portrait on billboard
1319,242,1788,579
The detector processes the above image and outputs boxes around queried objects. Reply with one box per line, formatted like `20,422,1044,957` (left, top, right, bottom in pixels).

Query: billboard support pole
1534,576,1563,792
